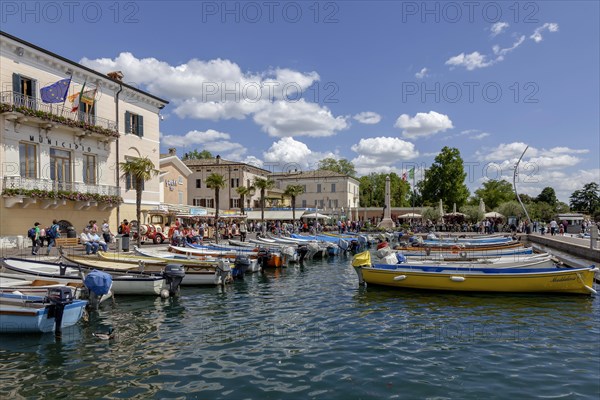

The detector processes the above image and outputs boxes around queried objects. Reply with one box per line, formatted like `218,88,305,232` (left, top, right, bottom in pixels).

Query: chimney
168,148,176,156
107,71,124,81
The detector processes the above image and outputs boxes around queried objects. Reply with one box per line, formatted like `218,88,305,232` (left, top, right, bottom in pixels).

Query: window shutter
125,173,131,190
30,80,37,110
12,73,20,94
124,111,131,134
137,115,144,136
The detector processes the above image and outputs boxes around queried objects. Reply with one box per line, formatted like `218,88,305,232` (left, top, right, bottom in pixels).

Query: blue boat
0,287,87,334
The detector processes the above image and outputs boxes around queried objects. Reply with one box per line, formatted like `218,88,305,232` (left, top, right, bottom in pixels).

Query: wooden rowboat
352,251,598,295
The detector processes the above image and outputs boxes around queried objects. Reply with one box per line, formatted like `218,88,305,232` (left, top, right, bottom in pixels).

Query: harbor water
1,254,599,399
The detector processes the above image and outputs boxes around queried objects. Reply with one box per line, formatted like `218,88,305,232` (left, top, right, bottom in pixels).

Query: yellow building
0,32,168,244
185,156,276,212
270,170,360,219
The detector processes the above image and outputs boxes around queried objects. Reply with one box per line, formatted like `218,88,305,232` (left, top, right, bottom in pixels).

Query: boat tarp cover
84,269,113,296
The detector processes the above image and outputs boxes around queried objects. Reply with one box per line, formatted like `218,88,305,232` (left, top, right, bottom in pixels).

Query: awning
245,210,299,220
301,212,331,219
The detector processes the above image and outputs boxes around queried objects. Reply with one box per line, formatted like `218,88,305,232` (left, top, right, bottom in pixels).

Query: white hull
2,259,166,296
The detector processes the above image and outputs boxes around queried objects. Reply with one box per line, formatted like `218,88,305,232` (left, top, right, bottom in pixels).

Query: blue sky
3,1,598,202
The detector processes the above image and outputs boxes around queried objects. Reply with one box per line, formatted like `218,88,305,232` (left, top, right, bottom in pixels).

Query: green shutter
126,173,131,190
137,115,144,137
124,111,131,134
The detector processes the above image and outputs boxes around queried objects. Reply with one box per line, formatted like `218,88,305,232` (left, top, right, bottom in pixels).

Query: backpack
27,227,36,238
47,225,57,239
118,224,123,234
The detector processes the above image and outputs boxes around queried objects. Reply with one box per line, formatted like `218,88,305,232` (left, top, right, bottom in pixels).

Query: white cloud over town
394,111,454,139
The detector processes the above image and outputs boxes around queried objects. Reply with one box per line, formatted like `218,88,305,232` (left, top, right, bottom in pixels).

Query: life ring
451,245,461,254
459,251,468,259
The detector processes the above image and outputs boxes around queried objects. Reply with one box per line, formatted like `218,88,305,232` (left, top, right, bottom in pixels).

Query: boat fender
450,276,466,282
393,275,407,281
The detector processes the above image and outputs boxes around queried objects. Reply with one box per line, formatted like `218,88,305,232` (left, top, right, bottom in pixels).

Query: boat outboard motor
257,248,270,272
46,286,74,337
233,255,251,279
349,240,360,254
163,264,186,297
216,259,232,285
297,245,309,263
84,270,113,309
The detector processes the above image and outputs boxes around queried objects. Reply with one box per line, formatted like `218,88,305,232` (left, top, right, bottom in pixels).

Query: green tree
318,158,356,177
536,187,558,209
283,184,305,222
421,147,469,207
253,177,275,226
182,149,213,160
497,201,525,219
474,179,514,210
461,205,484,223
120,157,159,247
358,173,411,207
206,173,226,243
529,201,555,222
569,182,600,215
236,185,255,216
421,207,441,222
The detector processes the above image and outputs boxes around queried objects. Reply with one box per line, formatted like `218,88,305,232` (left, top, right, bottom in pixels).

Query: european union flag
40,78,71,103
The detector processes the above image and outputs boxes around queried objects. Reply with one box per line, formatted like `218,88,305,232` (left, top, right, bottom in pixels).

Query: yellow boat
352,251,598,295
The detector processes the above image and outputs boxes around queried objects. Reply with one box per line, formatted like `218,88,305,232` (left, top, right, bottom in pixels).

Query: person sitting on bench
80,228,99,255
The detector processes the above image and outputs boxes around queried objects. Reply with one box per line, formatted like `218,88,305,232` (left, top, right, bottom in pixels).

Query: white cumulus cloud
490,22,509,37
530,23,559,43
80,53,349,138
351,137,419,175
415,67,428,79
253,99,349,137
161,129,247,160
353,111,382,125
394,111,453,139
445,51,495,71
262,137,337,170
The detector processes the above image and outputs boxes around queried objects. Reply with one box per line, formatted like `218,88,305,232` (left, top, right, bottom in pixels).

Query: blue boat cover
84,270,113,296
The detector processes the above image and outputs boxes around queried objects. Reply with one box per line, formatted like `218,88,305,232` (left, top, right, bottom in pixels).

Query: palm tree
206,173,226,243
284,184,304,223
120,157,159,247
236,185,255,215
253,177,275,227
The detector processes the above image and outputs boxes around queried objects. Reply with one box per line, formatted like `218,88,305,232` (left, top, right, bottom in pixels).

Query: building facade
270,170,360,219
0,32,168,242
159,148,192,207
185,156,273,212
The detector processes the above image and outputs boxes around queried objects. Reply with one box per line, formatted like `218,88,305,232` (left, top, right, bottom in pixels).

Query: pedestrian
120,219,130,237
29,222,41,255
46,219,61,255
239,221,247,242
101,219,112,245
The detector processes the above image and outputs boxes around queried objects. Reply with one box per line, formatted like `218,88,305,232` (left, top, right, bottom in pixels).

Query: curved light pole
513,145,531,224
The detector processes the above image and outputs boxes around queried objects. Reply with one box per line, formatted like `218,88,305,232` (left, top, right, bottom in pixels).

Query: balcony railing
3,176,120,197
0,91,118,137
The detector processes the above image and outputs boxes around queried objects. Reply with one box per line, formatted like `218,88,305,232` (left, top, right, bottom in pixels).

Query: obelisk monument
377,175,396,228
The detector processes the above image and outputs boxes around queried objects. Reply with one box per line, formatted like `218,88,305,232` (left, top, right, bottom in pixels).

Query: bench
55,237,79,247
